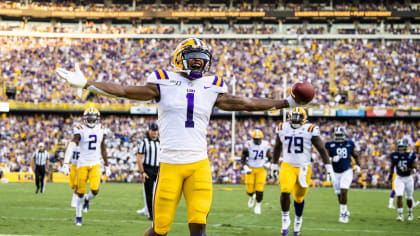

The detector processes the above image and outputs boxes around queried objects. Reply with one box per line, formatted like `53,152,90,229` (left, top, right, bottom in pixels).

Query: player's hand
56,63,87,88
354,165,361,173
263,162,271,170
61,164,70,176
325,164,335,185
244,165,252,174
286,95,307,108
271,163,279,178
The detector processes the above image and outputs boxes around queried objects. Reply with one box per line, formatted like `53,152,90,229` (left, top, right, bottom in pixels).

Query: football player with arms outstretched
61,107,109,226
325,127,361,223
272,107,334,236
57,38,307,236
388,139,417,221
242,129,272,215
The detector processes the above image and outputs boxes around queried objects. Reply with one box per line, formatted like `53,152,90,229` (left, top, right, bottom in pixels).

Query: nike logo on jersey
204,86,211,89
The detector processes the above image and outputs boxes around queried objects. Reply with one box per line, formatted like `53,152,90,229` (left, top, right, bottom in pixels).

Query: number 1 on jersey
185,93,195,128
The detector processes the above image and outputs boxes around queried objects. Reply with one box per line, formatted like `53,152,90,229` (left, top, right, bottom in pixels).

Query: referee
31,143,49,194
136,123,160,220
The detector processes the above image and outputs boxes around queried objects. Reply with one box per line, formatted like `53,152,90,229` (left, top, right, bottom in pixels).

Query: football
291,81,315,104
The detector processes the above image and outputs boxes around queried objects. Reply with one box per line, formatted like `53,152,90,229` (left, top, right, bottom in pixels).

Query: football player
272,107,335,236
242,129,272,215
57,38,307,236
61,107,108,226
67,142,80,208
325,127,361,223
388,139,417,221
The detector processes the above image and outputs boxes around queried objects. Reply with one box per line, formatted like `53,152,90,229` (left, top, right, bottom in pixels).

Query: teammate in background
57,38,306,236
242,129,272,215
61,107,108,226
388,172,397,208
325,127,361,223
32,142,49,194
68,144,80,208
388,139,417,221
272,107,335,236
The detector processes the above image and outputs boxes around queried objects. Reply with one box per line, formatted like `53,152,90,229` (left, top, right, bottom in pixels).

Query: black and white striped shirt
138,138,160,167
32,150,49,166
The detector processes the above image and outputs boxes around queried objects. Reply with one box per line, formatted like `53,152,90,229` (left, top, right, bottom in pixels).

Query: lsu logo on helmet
83,107,100,128
288,107,307,129
172,38,212,78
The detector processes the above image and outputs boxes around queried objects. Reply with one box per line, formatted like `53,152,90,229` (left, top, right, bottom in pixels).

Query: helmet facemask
181,48,211,79
397,140,408,154
290,112,304,129
334,127,346,142
84,113,99,128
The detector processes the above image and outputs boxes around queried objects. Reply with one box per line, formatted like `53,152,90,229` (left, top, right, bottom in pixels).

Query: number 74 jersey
276,122,320,167
73,123,106,167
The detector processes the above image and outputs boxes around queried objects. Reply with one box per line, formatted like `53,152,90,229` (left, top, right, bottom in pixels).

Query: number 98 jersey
325,140,355,173
73,123,105,167
276,122,320,167
246,140,270,168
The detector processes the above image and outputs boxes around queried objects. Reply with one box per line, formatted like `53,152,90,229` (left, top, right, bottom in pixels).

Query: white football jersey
147,69,227,164
277,122,320,167
73,123,106,167
71,145,80,166
246,140,271,168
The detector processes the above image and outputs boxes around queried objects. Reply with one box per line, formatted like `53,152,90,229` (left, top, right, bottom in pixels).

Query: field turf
0,183,419,236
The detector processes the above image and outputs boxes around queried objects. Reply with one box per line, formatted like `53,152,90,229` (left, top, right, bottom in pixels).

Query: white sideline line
2,216,419,235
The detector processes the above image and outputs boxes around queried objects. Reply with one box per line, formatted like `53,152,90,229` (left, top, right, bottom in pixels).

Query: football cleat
413,201,420,208
282,216,291,235
388,203,395,209
396,215,404,221
293,217,302,236
35,188,39,194
83,197,90,213
136,208,147,215
74,217,82,226
408,214,413,221
254,203,261,215
339,211,350,223
248,195,255,208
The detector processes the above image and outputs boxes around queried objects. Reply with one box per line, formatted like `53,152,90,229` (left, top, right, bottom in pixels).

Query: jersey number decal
398,160,408,171
88,135,97,150
185,93,195,128
72,151,80,160
333,148,348,162
285,136,304,154
252,150,265,160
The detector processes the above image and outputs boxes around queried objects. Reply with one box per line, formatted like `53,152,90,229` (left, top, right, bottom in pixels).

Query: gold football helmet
288,107,307,129
83,107,100,128
172,38,212,78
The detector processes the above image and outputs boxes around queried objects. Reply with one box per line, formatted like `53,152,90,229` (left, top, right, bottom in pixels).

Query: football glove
56,63,87,88
325,164,335,185
61,164,70,176
244,165,252,174
412,168,417,176
105,166,111,176
263,162,271,170
354,165,361,173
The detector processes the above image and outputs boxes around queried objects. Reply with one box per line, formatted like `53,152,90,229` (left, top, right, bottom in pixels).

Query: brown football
291,81,315,104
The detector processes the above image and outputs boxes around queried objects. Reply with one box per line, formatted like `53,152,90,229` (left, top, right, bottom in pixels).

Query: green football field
0,183,419,236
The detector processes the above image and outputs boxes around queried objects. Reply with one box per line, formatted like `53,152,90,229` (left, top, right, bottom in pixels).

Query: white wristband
286,95,297,108
325,164,333,173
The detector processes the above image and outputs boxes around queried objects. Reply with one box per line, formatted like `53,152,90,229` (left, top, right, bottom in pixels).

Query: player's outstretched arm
241,148,249,164
56,64,159,101
215,93,292,111
101,136,108,166
351,150,361,166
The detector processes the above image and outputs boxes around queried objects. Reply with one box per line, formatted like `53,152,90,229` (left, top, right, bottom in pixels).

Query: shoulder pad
206,76,227,93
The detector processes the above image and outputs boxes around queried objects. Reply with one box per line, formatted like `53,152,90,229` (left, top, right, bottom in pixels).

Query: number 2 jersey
73,123,106,167
277,122,320,167
325,140,355,173
245,140,270,168
390,151,417,177
147,69,227,164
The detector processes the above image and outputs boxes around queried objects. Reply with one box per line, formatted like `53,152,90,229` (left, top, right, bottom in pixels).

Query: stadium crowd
0,114,419,188
0,37,418,108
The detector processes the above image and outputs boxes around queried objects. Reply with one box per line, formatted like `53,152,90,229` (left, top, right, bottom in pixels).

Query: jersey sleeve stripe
308,124,315,133
154,70,162,80
77,125,82,130
162,70,169,80
212,76,224,87
278,122,282,131
158,69,167,80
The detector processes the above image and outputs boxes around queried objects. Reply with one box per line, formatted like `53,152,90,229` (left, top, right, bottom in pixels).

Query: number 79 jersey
276,122,320,167
147,70,227,164
246,140,271,168
73,123,105,167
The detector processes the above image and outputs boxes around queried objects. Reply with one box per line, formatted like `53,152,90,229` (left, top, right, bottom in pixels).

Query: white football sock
408,208,412,215
397,208,403,216
87,192,97,200
340,204,348,214
282,211,290,217
71,193,78,206
76,197,84,217
389,198,394,205
256,202,261,207
295,215,302,222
